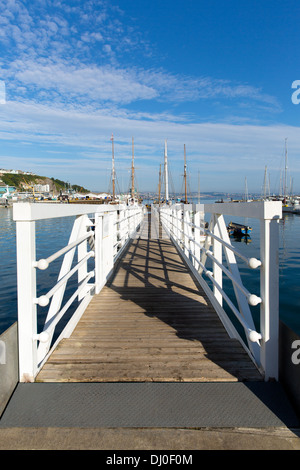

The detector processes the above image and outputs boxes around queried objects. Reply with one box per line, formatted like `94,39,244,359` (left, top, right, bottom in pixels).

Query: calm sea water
0,200,299,336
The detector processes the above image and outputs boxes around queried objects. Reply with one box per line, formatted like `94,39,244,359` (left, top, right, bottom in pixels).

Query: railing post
112,211,118,257
183,206,192,259
170,207,174,239
171,207,175,242
78,214,94,300
171,207,176,243
134,208,137,236
260,217,280,381
128,208,132,237
16,220,38,382
213,214,223,306
179,205,183,248
94,213,103,294
183,208,187,256
175,207,181,244
94,211,114,293
193,206,201,271
36,215,89,363
120,208,126,243
103,212,114,279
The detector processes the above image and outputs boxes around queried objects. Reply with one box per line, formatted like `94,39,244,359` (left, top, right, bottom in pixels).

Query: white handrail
160,208,261,268
203,267,262,344
34,231,94,270
35,251,95,306
204,249,262,305
157,201,282,381
34,271,95,344
14,202,144,382
204,228,261,268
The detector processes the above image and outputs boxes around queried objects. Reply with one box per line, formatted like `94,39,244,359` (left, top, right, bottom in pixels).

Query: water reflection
229,234,252,244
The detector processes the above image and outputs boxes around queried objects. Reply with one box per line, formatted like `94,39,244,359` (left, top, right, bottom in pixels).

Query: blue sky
0,0,300,195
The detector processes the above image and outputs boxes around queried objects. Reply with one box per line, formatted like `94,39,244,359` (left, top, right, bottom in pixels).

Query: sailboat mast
263,166,268,200
184,144,187,204
131,137,135,199
284,138,288,200
164,140,169,202
245,177,248,201
111,133,115,201
279,171,282,197
158,164,161,206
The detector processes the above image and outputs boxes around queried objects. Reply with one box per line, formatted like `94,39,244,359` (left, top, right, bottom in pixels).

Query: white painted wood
37,215,87,365
36,292,94,371
167,225,246,347
213,215,223,306
102,213,114,282
15,200,281,382
13,202,120,221
94,214,103,294
34,231,93,270
203,201,282,220
175,208,181,244
16,221,38,382
193,210,201,271
260,218,280,380
183,209,191,258
77,214,92,301
199,214,215,275
14,202,144,380
216,214,261,365
112,211,118,256
158,200,282,380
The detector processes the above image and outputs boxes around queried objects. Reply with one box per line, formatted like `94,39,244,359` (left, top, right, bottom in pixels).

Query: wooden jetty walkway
3,204,300,450
36,214,262,383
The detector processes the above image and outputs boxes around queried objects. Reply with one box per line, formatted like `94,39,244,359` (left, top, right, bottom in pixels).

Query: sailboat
244,177,252,202
281,138,295,213
157,140,171,205
109,133,119,205
182,144,188,204
108,134,140,206
157,164,162,206
164,140,170,204
180,144,189,204
128,137,141,206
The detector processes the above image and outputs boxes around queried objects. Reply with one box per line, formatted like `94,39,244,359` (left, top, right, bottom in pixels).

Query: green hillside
1,173,89,193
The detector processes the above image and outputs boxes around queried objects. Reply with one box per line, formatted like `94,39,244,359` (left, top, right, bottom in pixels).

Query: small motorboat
227,221,252,236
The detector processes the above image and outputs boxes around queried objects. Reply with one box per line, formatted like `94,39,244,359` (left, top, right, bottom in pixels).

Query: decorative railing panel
13,202,144,382
156,201,282,381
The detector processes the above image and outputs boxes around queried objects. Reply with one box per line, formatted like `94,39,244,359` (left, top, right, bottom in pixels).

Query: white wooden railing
156,201,282,381
13,202,144,382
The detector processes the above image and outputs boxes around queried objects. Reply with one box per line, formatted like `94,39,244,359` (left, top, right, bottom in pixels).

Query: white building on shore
0,169,35,176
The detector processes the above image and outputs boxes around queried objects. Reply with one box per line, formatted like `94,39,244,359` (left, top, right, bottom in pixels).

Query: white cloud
0,98,297,167
8,60,157,104
2,55,282,116
0,0,281,114
0,0,293,193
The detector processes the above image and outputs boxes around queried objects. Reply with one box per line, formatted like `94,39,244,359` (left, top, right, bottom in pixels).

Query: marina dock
1,202,300,450
36,227,262,383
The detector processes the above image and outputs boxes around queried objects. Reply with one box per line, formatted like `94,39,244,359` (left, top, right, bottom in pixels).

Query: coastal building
0,184,15,195
0,169,35,176
33,184,50,193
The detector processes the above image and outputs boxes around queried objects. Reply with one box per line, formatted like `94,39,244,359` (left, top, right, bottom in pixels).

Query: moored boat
227,221,252,235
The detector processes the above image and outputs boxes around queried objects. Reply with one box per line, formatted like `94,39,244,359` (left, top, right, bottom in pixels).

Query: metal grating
0,382,299,429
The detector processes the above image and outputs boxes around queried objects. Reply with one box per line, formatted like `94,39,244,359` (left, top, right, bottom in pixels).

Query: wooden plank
36,226,263,383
